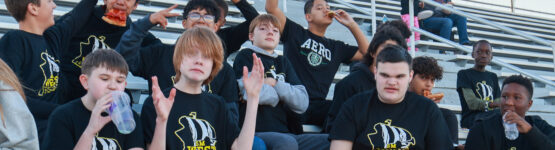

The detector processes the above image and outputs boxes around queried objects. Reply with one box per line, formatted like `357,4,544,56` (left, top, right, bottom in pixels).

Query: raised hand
242,53,265,99
151,76,176,121
334,9,356,28
149,4,181,29
86,93,114,134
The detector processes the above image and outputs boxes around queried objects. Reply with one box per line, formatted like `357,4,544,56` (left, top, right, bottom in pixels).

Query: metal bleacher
0,0,553,142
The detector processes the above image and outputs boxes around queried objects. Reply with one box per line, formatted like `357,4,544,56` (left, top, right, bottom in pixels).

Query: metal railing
332,0,377,35
332,0,555,87
412,0,555,87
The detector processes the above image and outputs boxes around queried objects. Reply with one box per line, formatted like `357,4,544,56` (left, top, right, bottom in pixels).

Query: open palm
151,76,176,121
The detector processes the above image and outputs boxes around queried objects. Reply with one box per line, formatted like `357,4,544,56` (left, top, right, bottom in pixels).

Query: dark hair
212,0,228,16
81,49,129,76
183,0,221,22
378,20,411,39
375,45,412,70
412,56,443,80
304,0,328,14
472,39,492,53
502,75,534,100
5,0,40,22
362,26,407,67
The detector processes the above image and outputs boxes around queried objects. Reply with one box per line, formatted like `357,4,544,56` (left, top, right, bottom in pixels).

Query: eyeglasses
186,13,215,22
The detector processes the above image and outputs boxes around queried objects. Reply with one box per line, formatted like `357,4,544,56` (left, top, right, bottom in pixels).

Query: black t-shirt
465,113,555,150
57,6,161,103
456,68,500,128
326,62,375,132
0,0,98,139
280,19,358,100
216,0,259,58
440,108,459,144
329,89,453,149
42,99,144,150
232,48,303,133
141,88,240,150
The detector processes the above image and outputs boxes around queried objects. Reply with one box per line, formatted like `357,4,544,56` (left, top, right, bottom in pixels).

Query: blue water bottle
107,91,136,134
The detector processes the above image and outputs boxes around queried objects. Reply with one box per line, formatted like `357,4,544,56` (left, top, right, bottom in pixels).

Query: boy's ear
27,3,40,16
305,14,312,22
408,70,414,82
79,74,89,90
248,32,254,42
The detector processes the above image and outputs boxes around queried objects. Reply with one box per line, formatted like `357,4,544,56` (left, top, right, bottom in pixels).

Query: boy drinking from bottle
42,49,144,150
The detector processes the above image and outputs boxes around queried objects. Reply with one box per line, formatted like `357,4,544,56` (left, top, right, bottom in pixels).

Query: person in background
0,58,39,150
465,75,555,149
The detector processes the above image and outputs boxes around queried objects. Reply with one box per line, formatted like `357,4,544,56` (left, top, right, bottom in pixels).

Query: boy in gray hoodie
232,14,329,150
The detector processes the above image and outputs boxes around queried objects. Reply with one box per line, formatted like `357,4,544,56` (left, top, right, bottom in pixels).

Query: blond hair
173,27,224,85
249,14,282,34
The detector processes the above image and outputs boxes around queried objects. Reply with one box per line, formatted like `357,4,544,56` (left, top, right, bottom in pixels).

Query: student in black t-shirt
457,40,501,129
57,0,163,103
329,45,453,149
265,0,370,126
141,27,263,150
115,0,258,120
408,56,459,146
0,0,98,142
42,49,144,150
465,75,555,150
233,14,330,150
326,26,407,132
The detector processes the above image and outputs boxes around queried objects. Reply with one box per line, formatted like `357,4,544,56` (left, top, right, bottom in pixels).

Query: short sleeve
335,41,358,64
329,95,358,141
140,97,157,144
456,70,471,89
0,33,25,75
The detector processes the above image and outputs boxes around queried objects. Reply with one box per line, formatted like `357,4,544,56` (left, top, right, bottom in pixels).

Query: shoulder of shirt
525,115,550,126
52,98,83,117
1,30,26,40
238,48,254,55
338,70,368,86
345,90,376,105
405,92,437,108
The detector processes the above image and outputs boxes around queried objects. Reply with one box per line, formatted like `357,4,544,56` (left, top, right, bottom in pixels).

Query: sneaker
418,10,434,20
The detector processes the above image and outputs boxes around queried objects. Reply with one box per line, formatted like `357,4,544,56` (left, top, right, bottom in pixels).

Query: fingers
242,66,249,79
168,88,177,102
151,76,162,101
166,13,181,17
165,4,179,12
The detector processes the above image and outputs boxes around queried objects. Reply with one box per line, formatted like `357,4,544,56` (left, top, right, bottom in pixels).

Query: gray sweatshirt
0,81,39,150
237,46,309,114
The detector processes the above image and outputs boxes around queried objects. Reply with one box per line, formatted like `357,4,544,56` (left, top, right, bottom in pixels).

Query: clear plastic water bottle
107,91,136,134
503,112,519,140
